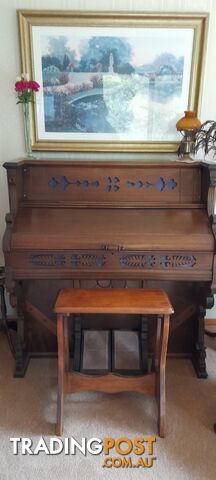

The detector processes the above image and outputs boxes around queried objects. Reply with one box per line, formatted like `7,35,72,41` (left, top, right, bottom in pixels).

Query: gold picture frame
18,10,208,152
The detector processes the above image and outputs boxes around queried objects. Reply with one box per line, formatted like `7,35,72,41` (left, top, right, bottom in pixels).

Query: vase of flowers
15,73,40,157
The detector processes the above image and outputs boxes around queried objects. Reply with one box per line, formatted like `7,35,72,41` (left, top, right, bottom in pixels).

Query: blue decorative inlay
146,255,156,267
48,175,177,193
96,256,105,267
156,177,165,192
48,177,58,189
48,176,100,191
60,176,69,191
135,181,143,188
92,180,100,187
125,177,177,192
55,255,66,266
126,181,132,187
105,176,120,192
160,256,167,269
167,178,177,190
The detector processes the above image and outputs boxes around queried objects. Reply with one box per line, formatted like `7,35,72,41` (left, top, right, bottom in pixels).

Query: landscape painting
17,12,207,151
31,23,196,148
18,5,207,152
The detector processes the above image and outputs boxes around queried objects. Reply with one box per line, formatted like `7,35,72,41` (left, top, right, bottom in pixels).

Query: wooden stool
54,288,173,437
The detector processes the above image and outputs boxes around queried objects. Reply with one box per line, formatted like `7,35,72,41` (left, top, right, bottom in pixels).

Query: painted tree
47,36,75,62
77,36,133,72
42,55,62,71
151,52,182,74
62,54,70,71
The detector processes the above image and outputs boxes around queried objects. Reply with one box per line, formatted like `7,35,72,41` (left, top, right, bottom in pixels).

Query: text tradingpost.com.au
10,436,157,469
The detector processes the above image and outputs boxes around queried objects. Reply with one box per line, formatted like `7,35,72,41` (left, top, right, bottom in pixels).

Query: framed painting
18,11,208,152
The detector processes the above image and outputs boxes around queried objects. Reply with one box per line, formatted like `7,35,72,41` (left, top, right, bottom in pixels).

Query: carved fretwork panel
19,163,202,207
9,251,212,281
159,255,196,269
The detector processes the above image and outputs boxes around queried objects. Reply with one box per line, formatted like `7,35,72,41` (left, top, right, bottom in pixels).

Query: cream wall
0,0,216,274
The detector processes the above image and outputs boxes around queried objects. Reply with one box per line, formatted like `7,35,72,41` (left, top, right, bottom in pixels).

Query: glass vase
23,103,32,157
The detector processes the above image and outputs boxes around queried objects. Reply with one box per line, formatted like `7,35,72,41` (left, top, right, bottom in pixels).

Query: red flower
15,80,40,92
28,80,40,92
15,77,40,104
15,80,28,92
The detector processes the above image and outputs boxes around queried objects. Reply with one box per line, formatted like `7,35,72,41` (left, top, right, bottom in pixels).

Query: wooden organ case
3,156,216,378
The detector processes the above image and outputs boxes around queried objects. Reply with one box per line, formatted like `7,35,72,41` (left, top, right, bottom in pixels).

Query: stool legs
155,315,162,372
55,309,171,437
56,313,65,436
157,314,170,437
64,316,70,371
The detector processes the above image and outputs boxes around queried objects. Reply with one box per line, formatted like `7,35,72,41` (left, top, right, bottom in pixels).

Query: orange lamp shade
176,111,201,131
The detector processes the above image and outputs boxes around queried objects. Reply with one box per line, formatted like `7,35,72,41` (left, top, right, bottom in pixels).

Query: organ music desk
3,155,216,378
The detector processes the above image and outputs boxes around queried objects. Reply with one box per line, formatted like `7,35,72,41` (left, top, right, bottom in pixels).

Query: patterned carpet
0,335,215,480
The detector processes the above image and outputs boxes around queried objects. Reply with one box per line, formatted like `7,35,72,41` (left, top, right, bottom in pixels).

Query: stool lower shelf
64,370,156,395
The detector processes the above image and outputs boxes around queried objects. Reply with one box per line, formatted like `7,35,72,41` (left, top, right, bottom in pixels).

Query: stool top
54,288,174,315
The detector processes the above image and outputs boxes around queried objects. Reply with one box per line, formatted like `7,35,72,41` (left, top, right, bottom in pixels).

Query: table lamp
176,110,201,158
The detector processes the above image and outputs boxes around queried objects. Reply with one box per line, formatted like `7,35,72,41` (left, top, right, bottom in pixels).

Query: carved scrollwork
160,255,196,269
119,254,196,269
27,251,199,271
29,254,66,266
71,254,106,268
119,254,155,268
